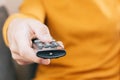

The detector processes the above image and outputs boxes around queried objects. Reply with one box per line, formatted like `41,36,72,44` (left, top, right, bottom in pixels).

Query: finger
9,43,18,53
12,52,35,65
25,48,51,65
40,58,51,65
57,41,64,48
14,30,38,62
22,47,50,65
12,53,50,65
16,60,32,65
28,20,53,42
15,38,50,64
8,32,19,53
11,52,32,62
14,29,51,65
16,59,50,65
11,52,33,65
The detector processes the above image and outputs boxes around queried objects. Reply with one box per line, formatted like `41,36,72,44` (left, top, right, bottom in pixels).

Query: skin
7,18,63,65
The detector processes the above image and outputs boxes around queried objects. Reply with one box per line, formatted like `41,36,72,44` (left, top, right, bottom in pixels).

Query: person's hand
7,18,54,65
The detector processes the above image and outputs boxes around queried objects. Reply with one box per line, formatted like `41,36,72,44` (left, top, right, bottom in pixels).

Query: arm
3,0,46,46
2,0,53,65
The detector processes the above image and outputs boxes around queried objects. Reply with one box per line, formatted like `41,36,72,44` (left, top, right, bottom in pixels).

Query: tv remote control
32,38,66,59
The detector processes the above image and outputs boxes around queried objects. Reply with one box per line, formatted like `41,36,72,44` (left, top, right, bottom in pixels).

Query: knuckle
19,49,24,54
11,54,20,61
11,54,16,60
10,47,17,53
17,61,26,65
43,26,49,33
19,48,29,57
39,25,49,33
16,60,32,65
9,45,16,52
19,51,25,57
19,47,28,54
9,47,14,52
33,58,42,63
42,25,48,29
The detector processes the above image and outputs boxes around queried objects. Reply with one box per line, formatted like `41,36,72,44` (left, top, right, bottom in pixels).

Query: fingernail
41,59,50,65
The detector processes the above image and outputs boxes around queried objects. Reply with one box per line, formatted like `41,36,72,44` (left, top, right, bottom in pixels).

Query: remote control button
51,41,59,47
34,39,41,43
44,43,51,48
37,43,43,49
49,52,53,55
50,44,57,48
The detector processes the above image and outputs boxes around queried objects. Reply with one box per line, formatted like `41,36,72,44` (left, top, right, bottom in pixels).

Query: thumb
28,19,53,42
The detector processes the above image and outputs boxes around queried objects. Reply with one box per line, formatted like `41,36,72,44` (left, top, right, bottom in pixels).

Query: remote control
32,38,66,59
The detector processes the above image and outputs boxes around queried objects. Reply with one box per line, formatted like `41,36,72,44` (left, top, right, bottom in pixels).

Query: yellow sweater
3,0,120,80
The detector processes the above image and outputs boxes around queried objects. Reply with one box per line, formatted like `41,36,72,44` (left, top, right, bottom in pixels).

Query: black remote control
32,38,66,59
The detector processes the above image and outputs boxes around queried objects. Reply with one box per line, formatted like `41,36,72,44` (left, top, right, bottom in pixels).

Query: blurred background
0,0,22,14
0,0,37,80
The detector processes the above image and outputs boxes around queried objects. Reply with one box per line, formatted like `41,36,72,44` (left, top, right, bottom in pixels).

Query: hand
7,18,53,65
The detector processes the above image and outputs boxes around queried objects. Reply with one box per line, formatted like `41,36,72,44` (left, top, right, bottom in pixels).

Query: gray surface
14,62,37,80
0,6,17,80
0,6,37,80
